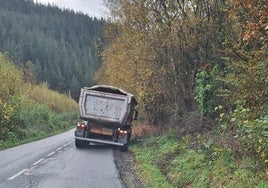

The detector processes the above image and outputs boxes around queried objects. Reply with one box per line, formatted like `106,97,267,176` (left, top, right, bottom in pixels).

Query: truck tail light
77,122,87,130
119,129,128,136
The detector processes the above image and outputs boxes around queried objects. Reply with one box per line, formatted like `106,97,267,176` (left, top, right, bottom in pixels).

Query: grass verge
0,111,78,150
131,130,268,188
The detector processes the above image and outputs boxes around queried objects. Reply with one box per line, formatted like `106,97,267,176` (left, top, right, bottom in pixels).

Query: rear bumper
74,136,124,146
74,131,83,137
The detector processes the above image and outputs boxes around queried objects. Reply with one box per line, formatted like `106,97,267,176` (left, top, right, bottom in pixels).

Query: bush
233,107,268,164
0,53,23,102
195,65,222,117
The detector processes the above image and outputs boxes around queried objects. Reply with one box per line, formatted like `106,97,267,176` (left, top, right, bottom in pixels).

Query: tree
223,0,268,119
97,0,227,123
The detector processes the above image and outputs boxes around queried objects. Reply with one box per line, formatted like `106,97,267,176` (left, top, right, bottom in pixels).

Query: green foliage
132,131,190,187
195,66,222,117
216,0,268,167
224,60,267,120
167,150,209,187
18,101,77,139
0,54,24,140
0,93,78,149
232,107,268,164
132,131,268,187
132,142,173,188
217,59,268,164
256,182,268,188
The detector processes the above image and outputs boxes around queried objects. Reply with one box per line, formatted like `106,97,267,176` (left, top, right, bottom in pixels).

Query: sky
34,0,110,18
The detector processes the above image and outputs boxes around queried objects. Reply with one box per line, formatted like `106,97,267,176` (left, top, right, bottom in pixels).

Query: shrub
233,107,268,164
195,65,222,117
0,53,23,102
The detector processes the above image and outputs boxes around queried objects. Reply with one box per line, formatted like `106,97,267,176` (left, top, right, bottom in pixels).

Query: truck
74,85,138,151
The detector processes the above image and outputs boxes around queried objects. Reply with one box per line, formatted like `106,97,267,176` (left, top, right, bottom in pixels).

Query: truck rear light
119,130,128,136
77,122,87,130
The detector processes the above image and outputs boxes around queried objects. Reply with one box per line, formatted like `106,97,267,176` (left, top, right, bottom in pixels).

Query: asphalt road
0,129,124,188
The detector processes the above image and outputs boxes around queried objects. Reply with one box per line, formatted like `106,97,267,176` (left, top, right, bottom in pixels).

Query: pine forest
0,0,106,100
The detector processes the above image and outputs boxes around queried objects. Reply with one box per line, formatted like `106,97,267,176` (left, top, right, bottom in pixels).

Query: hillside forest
0,0,106,100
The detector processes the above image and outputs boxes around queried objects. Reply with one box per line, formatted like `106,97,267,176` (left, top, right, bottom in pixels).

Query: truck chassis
74,121,131,151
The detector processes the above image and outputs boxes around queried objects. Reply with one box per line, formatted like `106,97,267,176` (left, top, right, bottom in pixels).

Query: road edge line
8,169,28,180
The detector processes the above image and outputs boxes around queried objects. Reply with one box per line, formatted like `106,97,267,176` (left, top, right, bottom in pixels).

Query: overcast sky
35,0,110,18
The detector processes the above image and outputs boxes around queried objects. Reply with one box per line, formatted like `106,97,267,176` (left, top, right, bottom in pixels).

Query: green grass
0,110,77,150
0,97,78,150
131,130,268,188
0,126,74,150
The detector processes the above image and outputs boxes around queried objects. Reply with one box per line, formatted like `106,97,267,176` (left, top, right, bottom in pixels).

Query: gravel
113,149,145,188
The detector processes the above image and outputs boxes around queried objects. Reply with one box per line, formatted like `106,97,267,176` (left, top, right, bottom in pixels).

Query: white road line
47,151,55,157
24,166,36,176
32,158,45,166
7,141,73,181
63,143,68,147
8,169,28,180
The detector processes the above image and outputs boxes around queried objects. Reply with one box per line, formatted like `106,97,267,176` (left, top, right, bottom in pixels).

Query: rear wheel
120,130,131,152
75,139,87,148
120,143,128,152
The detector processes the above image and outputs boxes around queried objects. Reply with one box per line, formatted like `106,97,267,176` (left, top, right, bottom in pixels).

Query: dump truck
74,85,138,151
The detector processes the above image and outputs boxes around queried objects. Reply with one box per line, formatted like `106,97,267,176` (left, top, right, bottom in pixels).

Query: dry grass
22,83,78,113
132,123,158,139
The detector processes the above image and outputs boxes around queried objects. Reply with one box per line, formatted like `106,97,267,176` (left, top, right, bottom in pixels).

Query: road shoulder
113,149,144,188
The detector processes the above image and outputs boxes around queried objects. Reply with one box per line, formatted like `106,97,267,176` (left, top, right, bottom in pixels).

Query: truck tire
120,143,128,152
75,139,86,148
120,131,131,152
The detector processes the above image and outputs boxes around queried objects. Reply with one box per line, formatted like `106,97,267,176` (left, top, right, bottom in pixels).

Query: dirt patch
113,149,145,188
